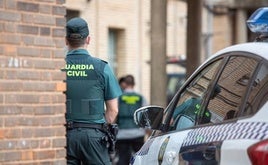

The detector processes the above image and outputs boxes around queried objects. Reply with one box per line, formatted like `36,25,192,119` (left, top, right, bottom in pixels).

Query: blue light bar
247,7,268,33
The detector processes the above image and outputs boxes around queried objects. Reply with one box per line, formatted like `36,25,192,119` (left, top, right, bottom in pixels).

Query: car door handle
202,146,216,160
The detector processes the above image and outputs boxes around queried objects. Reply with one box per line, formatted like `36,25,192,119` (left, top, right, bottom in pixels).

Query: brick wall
0,0,67,164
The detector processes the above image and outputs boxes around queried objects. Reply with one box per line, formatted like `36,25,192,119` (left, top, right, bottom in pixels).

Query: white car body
131,42,268,165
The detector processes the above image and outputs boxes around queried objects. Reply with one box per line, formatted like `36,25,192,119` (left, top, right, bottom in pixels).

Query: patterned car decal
182,121,268,147
135,138,155,156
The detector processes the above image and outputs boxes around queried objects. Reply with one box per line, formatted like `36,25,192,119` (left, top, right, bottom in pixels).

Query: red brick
0,105,21,115
33,150,55,160
17,25,39,35
56,17,66,27
5,128,21,139
34,128,53,138
21,36,35,45
40,48,52,58
0,129,5,139
56,82,66,92
0,34,20,44
55,149,66,159
0,94,3,104
16,70,40,80
54,126,66,136
34,37,54,47
52,6,66,16
52,116,65,125
35,15,56,25
5,117,20,127
18,47,40,57
35,105,55,115
17,1,39,12
21,150,33,161
6,0,16,10
21,128,34,138
0,11,21,21
55,72,66,81
54,38,65,48
0,0,4,8
40,27,51,36
4,22,16,33
39,139,52,148
52,28,65,37
40,4,52,14
3,151,21,161
53,137,66,148
0,81,22,91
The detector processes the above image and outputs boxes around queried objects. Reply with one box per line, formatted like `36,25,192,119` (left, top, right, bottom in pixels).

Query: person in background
118,76,127,92
116,75,147,165
64,17,122,165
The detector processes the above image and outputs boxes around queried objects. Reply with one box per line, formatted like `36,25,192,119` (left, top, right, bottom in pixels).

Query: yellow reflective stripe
121,95,140,104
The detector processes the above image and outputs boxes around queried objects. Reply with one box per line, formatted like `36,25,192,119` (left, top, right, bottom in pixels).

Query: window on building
108,29,118,73
66,10,80,21
108,28,125,74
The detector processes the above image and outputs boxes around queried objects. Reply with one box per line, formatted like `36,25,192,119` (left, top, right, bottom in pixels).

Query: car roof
212,42,268,60
190,42,268,82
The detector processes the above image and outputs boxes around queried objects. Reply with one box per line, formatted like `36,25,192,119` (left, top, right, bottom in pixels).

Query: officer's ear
86,36,90,45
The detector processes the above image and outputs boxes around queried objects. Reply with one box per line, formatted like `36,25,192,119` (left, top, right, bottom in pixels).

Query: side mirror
134,106,164,130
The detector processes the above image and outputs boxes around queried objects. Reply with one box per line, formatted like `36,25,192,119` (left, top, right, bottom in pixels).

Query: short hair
124,75,135,86
66,37,87,48
119,76,126,84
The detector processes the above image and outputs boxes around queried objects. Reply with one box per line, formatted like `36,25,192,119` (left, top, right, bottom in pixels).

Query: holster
103,123,118,154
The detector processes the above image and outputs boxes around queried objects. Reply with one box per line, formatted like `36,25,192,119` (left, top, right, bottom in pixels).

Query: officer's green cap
66,17,89,39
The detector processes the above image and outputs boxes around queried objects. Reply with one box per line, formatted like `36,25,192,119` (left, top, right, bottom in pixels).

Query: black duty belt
66,121,104,130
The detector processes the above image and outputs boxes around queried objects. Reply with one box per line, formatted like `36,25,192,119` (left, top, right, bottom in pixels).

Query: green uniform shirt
65,49,122,124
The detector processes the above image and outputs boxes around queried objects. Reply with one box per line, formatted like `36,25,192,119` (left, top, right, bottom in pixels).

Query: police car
131,8,268,165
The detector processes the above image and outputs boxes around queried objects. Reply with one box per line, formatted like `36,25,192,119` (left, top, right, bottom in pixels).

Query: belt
66,121,104,130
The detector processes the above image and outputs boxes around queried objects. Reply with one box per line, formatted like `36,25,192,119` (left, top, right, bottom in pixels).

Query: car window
170,59,222,130
243,62,268,116
167,74,185,103
207,55,259,123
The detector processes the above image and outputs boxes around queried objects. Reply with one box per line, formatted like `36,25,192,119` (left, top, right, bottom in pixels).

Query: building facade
64,0,188,102
64,0,263,103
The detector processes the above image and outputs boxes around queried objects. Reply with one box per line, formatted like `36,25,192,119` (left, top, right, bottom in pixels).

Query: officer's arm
105,98,119,124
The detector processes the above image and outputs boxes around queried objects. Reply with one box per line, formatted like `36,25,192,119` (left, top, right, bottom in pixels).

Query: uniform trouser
116,137,144,165
67,128,111,165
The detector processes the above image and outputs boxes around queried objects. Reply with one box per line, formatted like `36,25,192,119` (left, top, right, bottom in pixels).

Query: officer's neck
68,44,88,51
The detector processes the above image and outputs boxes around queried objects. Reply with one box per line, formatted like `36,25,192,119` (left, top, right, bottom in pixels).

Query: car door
169,53,265,165
166,57,224,165
132,57,224,165
132,52,267,165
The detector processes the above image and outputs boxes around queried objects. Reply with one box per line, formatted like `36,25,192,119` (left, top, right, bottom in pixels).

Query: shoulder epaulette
101,59,108,64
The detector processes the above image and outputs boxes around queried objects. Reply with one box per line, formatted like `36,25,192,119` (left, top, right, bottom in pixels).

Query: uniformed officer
64,17,122,165
116,75,147,165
